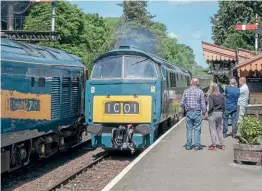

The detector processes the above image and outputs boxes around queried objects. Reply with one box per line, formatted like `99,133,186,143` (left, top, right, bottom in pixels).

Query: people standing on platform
180,78,206,151
223,78,240,138
236,77,250,135
206,83,225,150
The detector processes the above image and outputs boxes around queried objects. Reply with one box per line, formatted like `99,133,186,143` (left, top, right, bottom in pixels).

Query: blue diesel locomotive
85,46,192,153
1,38,87,173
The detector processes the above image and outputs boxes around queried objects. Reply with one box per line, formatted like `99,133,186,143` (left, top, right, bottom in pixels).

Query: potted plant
233,116,262,166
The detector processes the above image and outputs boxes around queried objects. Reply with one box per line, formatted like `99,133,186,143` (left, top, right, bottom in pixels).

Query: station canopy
201,41,253,63
235,53,262,78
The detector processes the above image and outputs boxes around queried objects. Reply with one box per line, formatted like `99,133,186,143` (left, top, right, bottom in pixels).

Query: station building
202,41,262,105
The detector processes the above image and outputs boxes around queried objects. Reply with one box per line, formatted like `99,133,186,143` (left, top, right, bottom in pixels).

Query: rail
45,151,108,191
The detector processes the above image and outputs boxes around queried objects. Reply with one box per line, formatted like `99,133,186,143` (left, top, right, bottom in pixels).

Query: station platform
103,118,262,191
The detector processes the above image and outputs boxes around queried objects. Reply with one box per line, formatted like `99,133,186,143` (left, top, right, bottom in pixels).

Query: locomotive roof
1,38,85,67
94,46,191,76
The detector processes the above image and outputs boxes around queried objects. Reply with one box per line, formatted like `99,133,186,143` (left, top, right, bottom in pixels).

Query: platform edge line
101,117,185,191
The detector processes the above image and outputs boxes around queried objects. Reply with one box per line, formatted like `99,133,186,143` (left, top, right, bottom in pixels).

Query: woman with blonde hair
207,83,225,150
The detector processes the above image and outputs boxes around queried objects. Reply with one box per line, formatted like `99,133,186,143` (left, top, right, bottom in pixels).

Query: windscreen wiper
131,58,148,65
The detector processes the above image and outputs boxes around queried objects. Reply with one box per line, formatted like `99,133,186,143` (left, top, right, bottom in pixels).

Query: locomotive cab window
124,56,157,79
38,77,45,87
156,64,163,78
161,66,166,79
187,76,190,86
170,73,176,87
92,56,122,79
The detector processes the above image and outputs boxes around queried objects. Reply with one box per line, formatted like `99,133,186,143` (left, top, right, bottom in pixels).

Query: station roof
201,41,253,63
235,53,262,71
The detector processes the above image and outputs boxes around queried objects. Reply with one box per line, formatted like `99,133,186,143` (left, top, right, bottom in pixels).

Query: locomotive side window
170,73,176,87
187,76,190,86
31,77,35,87
85,69,89,81
92,56,122,79
166,71,170,87
156,64,163,78
38,77,45,87
161,66,166,79
173,73,177,87
124,56,157,79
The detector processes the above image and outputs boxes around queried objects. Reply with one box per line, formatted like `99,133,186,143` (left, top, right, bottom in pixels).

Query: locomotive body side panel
1,38,87,173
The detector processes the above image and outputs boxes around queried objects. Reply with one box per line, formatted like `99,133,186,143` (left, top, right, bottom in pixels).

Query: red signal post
235,24,258,31
235,14,260,54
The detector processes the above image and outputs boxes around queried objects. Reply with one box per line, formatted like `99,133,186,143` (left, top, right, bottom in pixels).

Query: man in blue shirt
223,78,240,138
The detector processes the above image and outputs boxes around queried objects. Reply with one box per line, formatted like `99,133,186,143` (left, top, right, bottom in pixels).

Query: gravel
2,140,105,191
57,155,135,191
2,143,138,191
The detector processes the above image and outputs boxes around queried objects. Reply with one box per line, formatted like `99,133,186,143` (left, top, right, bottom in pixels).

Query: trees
115,1,197,70
211,1,262,50
24,1,110,71
118,1,155,27
24,1,199,71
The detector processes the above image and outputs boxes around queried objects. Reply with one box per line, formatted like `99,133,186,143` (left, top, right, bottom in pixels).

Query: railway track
46,151,109,191
53,151,137,191
1,139,98,191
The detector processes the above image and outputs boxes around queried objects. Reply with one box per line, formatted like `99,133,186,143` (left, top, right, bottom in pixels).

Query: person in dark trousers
180,78,206,151
223,78,240,138
207,83,225,151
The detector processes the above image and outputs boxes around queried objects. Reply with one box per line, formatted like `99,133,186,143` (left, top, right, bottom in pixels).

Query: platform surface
110,119,262,191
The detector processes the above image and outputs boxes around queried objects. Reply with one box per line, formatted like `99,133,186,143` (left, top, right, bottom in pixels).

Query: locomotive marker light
151,86,155,92
91,87,95,93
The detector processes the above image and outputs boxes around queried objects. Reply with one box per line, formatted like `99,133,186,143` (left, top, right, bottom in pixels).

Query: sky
73,1,219,68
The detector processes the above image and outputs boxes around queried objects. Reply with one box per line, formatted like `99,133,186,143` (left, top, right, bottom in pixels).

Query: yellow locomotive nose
93,95,152,123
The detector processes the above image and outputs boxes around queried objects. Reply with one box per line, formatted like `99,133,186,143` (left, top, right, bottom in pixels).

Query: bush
237,116,262,145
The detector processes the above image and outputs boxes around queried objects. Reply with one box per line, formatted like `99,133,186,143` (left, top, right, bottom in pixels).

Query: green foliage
191,65,209,76
160,36,196,70
24,1,110,71
117,1,155,27
237,116,262,145
24,0,199,72
211,1,262,51
25,1,85,44
116,1,197,71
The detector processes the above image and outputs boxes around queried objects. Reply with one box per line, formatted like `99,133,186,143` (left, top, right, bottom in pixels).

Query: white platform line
101,117,185,191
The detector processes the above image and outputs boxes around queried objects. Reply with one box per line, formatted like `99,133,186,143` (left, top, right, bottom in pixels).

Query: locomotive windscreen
92,56,122,79
91,55,157,79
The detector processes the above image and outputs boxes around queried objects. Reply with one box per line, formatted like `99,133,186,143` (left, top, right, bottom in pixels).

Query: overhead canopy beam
1,30,59,42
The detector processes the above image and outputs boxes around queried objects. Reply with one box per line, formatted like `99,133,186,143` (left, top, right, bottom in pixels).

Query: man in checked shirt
180,78,206,151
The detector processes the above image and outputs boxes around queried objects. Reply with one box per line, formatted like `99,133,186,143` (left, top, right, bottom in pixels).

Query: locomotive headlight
40,144,45,154
60,137,64,147
135,124,151,135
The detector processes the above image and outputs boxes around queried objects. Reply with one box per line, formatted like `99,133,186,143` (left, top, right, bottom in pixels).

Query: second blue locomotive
85,46,192,153
1,38,87,173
